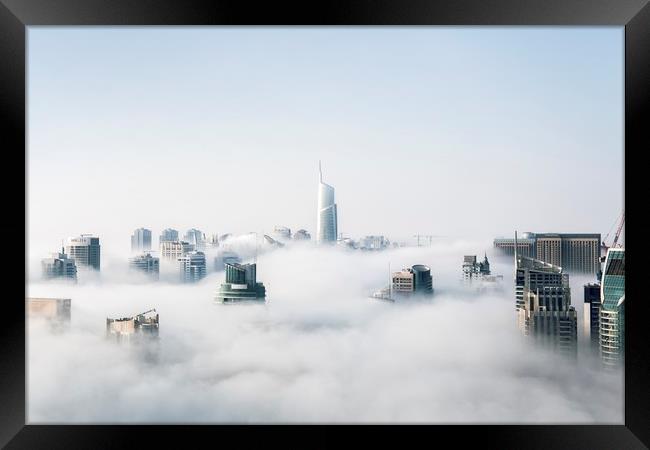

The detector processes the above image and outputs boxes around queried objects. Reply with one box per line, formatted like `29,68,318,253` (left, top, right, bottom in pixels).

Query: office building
160,240,193,261
495,232,600,274
27,297,71,323
159,228,179,243
128,252,160,279
215,263,266,303
130,228,152,252
273,227,292,241
360,235,390,250
462,254,491,282
293,229,311,241
178,251,207,283
184,228,206,250
494,234,536,258
41,248,77,281
514,233,577,356
599,248,625,367
391,265,434,297
106,309,159,342
583,282,601,349
65,235,100,270
317,162,338,244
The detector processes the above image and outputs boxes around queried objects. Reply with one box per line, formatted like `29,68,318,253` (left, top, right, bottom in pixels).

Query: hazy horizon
28,27,623,262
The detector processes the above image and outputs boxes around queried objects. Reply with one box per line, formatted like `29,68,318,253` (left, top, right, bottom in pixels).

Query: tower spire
319,160,323,183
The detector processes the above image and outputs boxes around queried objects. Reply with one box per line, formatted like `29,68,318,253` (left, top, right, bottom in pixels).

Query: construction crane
413,234,434,247
601,212,624,261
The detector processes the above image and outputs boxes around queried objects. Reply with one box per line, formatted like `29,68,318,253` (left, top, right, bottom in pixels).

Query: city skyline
28,27,623,262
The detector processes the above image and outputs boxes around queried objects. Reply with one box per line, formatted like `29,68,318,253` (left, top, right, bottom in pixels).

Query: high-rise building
583,282,601,349
514,232,577,357
214,250,241,271
495,232,600,274
159,228,179,243
27,297,71,324
178,251,207,283
317,162,338,244
215,263,266,303
128,252,160,279
273,227,292,241
160,240,193,261
494,234,536,258
184,229,206,250
599,247,625,367
293,229,311,241
360,235,389,250
65,235,100,270
131,228,152,252
391,265,434,297
462,254,491,282
41,248,77,281
106,309,159,342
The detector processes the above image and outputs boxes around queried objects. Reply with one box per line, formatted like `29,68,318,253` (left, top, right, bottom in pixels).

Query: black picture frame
2,0,647,448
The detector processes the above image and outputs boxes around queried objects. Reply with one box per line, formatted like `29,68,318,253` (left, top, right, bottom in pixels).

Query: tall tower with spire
316,161,338,244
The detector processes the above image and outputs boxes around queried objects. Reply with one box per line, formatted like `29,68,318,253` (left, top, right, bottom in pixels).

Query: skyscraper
583,282,601,350
495,232,600,274
184,229,206,250
159,228,179,243
65,235,100,270
599,247,625,367
178,251,207,283
462,254,491,283
391,265,434,297
215,262,266,303
128,252,160,279
131,228,152,252
41,248,77,281
514,232,577,357
317,161,337,244
160,241,193,261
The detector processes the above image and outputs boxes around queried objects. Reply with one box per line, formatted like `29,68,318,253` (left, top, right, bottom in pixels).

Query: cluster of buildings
106,309,159,343
41,235,101,282
508,231,625,367
494,232,601,274
462,254,503,292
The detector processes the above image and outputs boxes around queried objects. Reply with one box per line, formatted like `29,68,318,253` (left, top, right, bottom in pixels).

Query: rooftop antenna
319,160,323,183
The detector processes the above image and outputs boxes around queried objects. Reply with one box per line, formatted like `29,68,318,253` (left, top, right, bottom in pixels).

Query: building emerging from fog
159,228,179,243
178,251,207,283
214,250,241,271
27,297,71,327
106,309,159,342
184,228,206,250
583,282,601,351
131,228,152,252
495,232,600,274
41,248,77,282
273,227,291,241
215,263,266,303
514,232,577,357
293,229,311,241
599,247,625,367
160,240,193,261
462,254,490,281
129,252,160,279
360,235,389,250
65,235,100,270
372,264,434,301
317,161,337,244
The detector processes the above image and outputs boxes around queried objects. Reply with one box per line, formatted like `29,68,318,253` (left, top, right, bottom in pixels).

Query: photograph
24,26,626,425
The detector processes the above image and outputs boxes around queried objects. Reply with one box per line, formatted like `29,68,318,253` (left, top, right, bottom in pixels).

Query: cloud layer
27,239,623,423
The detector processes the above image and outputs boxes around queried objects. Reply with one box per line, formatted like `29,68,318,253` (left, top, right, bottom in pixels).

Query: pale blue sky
27,27,623,256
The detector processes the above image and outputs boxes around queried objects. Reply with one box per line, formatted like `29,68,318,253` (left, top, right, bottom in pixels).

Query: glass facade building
599,248,625,367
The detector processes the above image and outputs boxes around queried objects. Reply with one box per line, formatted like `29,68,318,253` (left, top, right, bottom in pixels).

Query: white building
178,251,207,283
65,235,100,270
160,241,193,261
128,252,160,279
317,162,337,244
